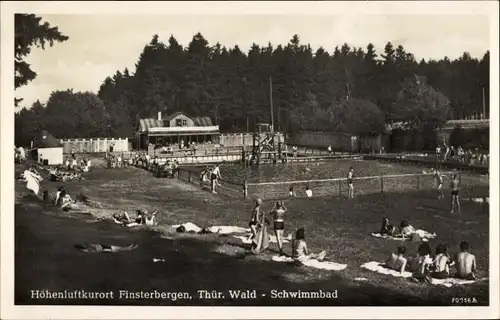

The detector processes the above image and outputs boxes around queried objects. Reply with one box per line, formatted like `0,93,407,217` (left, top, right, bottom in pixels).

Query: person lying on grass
60,194,78,211
75,243,138,253
454,241,477,280
430,243,455,279
385,245,408,275
291,227,326,262
380,217,397,236
113,210,157,226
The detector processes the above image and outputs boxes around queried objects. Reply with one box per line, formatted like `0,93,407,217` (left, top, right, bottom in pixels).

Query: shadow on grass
15,197,480,307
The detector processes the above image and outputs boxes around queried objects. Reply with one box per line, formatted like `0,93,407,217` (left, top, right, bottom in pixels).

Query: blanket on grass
272,255,347,271
360,261,487,288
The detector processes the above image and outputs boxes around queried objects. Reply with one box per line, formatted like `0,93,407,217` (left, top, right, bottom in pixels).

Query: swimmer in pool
455,241,477,280
347,167,354,199
450,173,461,213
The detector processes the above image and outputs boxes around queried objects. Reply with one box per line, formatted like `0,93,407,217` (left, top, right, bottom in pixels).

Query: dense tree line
15,16,490,147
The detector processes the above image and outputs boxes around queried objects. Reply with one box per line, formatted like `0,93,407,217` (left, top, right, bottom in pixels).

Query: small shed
33,130,63,165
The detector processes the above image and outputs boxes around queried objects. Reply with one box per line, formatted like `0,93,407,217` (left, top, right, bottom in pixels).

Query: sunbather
380,217,397,236
430,244,454,279
385,245,408,275
455,241,477,280
408,242,433,275
75,243,138,253
291,227,326,262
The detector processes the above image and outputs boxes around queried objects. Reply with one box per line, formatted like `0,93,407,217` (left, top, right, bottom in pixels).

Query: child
385,246,408,275
433,169,445,199
380,217,396,236
455,241,477,280
291,227,326,262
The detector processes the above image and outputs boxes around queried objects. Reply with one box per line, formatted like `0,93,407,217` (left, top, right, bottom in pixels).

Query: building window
182,119,187,127
176,119,182,127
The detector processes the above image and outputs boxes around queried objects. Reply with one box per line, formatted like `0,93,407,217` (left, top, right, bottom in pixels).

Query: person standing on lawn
270,201,287,256
347,167,355,199
450,173,461,213
211,163,222,194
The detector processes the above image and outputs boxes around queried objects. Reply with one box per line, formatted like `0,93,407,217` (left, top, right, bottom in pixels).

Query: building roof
138,118,164,132
34,130,63,148
163,112,185,122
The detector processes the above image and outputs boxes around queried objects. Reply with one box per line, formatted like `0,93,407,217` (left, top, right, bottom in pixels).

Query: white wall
38,147,64,165
60,138,129,153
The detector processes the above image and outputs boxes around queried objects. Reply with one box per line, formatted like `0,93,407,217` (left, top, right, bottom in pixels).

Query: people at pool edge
211,163,222,194
292,227,326,262
289,185,295,197
270,200,287,256
450,173,461,213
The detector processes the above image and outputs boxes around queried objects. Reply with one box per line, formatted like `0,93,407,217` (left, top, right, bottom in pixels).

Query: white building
34,130,64,165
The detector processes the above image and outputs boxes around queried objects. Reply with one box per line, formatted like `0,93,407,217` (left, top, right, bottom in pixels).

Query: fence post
338,179,342,197
188,170,192,183
243,180,248,199
380,176,384,193
417,175,420,189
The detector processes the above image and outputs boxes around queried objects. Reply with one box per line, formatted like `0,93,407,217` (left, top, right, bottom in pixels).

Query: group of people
386,241,477,282
431,169,462,213
287,167,355,199
248,197,326,261
113,209,158,227
436,145,489,166
199,163,222,193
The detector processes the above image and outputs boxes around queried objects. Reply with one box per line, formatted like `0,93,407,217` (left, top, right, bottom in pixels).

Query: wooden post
417,175,420,189
188,170,192,183
380,176,384,193
338,179,342,197
243,180,248,199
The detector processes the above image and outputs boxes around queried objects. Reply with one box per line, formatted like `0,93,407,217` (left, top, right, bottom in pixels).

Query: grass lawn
14,161,490,306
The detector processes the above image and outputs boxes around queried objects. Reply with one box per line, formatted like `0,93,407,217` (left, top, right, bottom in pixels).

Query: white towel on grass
172,222,250,235
361,261,487,287
233,233,292,244
272,255,347,271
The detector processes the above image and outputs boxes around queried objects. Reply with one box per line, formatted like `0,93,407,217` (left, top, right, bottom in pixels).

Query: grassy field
15,160,490,306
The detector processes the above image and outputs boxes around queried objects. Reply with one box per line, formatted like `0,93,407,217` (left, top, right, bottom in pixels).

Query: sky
15,13,491,109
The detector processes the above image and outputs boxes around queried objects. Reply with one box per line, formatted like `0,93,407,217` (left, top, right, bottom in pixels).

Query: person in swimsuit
271,201,287,256
409,242,433,274
399,220,415,240
75,243,138,253
385,246,408,275
291,227,326,262
380,217,396,236
144,211,158,226
249,198,263,239
433,169,445,199
450,173,461,213
430,244,454,279
211,164,222,194
455,241,477,280
347,167,354,199
288,185,295,197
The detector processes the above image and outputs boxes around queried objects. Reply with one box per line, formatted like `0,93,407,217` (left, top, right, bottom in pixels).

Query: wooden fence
60,137,129,154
